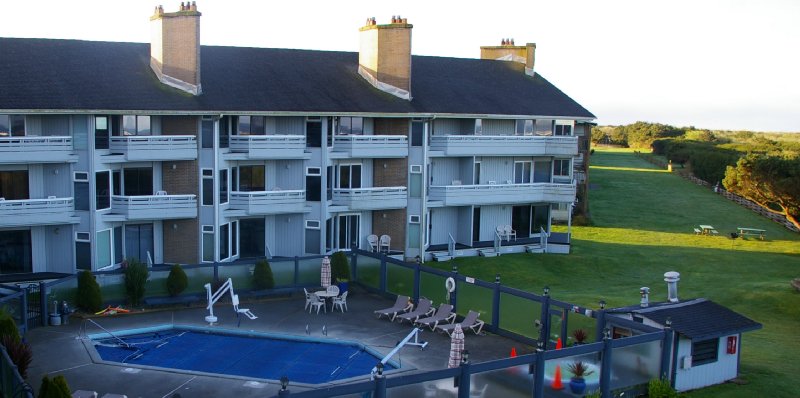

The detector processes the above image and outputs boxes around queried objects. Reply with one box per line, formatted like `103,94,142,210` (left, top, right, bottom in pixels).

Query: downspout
213,116,220,263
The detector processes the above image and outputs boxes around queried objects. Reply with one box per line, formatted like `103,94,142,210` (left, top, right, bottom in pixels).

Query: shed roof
0,37,594,118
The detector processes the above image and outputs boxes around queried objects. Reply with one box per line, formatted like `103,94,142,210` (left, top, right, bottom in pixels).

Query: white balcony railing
332,135,408,158
110,194,197,220
229,190,306,215
428,182,576,206
228,135,306,159
332,186,408,210
109,135,197,161
0,136,75,164
0,197,77,227
429,135,578,157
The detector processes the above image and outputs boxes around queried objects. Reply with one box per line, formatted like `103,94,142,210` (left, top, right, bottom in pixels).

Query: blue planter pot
337,281,349,294
569,377,586,395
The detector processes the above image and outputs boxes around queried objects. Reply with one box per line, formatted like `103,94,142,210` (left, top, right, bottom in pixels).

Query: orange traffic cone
556,338,563,350
552,364,564,390
510,347,517,357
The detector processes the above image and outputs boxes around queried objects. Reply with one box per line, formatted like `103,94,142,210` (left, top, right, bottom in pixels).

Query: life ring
445,277,456,293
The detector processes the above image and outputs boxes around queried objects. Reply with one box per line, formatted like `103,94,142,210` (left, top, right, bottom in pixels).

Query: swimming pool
88,325,396,384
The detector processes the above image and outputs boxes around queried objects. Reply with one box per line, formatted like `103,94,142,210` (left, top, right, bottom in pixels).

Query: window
122,115,151,136
474,161,481,185
336,214,360,250
0,230,32,274
201,118,214,149
95,116,110,149
337,164,361,189
474,119,482,135
114,226,123,264
238,166,265,192
409,165,422,198
554,121,573,136
306,167,321,201
231,220,238,258
692,339,719,366
75,232,91,271
337,117,363,135
202,225,214,262
0,170,29,200
122,168,153,196
325,218,334,252
219,116,231,148
533,160,552,183
74,172,90,211
408,216,420,249
220,223,230,260
125,224,154,264
238,115,266,136
305,220,321,229
0,115,25,137
326,166,333,200
95,171,110,210
96,229,112,268
202,169,213,206
305,220,321,254
112,170,121,196
306,117,322,148
554,159,571,178
219,169,228,204
514,161,532,184
239,219,264,258
516,119,534,136
411,119,424,146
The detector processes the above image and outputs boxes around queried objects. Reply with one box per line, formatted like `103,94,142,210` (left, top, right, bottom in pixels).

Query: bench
710,229,719,235
144,294,202,308
693,228,702,235
737,227,766,240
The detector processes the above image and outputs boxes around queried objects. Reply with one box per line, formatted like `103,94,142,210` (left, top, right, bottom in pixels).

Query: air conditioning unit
681,356,692,369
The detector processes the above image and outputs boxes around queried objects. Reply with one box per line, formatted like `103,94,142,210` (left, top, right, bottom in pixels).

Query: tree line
591,122,800,229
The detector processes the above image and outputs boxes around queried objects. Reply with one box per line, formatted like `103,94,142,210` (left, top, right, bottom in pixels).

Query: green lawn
429,148,800,397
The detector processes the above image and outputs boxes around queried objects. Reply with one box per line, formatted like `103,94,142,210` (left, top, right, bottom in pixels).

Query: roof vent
664,271,680,303
640,286,650,307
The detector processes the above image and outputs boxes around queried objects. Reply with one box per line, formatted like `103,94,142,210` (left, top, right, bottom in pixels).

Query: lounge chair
374,295,412,321
415,304,456,330
396,298,434,324
435,310,485,336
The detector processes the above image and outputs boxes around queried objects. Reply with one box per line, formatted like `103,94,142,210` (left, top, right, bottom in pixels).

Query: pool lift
205,278,257,325
371,327,427,379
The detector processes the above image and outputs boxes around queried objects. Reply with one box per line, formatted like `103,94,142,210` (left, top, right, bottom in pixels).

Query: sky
1,0,798,132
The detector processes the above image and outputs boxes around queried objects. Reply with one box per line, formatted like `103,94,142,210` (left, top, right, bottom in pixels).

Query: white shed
606,298,762,392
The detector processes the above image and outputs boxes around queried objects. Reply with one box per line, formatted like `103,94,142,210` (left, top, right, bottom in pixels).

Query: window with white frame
337,164,362,189
553,159,571,178
219,169,228,204
75,232,91,270
96,229,112,269
409,165,422,198
554,120,573,136
237,115,266,136
306,167,321,201
474,119,482,135
0,114,25,137
408,215,421,249
515,119,534,136
202,169,213,206
121,115,151,136
337,117,363,135
74,172,90,211
202,225,214,262
514,161,532,184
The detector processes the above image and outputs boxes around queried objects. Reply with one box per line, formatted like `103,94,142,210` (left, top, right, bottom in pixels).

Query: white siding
456,206,471,244
479,205,510,241
482,119,515,136
275,117,305,135
430,207,458,245
674,334,741,392
430,158,460,185
478,157,511,184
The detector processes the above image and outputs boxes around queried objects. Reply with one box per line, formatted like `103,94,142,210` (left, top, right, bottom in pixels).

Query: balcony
332,187,407,211
429,135,578,157
331,135,408,158
226,135,307,160
0,136,76,164
427,182,576,207
108,136,197,162
227,190,307,216
107,194,197,221
0,197,79,227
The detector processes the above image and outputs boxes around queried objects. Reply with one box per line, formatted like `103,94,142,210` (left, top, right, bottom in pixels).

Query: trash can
49,313,61,326
61,301,70,325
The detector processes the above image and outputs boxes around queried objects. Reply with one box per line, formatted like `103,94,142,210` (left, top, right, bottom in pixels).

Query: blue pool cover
93,329,394,384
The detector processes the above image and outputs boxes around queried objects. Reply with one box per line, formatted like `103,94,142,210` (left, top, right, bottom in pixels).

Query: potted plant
566,361,595,395
571,328,589,345
330,251,351,294
253,259,275,291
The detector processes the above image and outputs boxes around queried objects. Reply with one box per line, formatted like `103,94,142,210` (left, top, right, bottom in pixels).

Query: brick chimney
480,39,536,77
150,2,202,95
358,16,413,101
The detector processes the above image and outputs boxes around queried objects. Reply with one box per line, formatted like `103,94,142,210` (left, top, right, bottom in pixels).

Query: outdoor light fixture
376,362,384,376
462,349,470,364
543,286,550,296
495,273,501,283
665,317,672,328
603,328,612,340
452,264,458,273
599,300,606,310
280,376,289,391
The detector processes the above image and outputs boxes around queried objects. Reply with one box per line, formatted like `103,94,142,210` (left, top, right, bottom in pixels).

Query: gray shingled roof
0,38,595,118
609,298,762,341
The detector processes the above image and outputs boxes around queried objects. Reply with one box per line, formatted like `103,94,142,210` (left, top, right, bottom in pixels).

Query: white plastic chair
379,235,391,252
333,291,349,312
496,225,506,241
327,285,340,296
303,288,313,311
155,190,168,196
309,293,326,314
504,225,517,241
367,234,379,252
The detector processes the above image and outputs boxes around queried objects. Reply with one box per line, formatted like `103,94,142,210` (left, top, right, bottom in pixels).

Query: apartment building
0,4,594,275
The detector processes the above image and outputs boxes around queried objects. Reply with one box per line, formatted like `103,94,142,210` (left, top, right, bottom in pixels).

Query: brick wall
163,218,199,264
161,115,198,135
372,209,406,250
359,23,412,92
373,118,409,135
373,158,407,187
162,160,198,196
154,14,200,86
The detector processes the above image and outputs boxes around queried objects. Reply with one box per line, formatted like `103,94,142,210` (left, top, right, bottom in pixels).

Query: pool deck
27,289,535,397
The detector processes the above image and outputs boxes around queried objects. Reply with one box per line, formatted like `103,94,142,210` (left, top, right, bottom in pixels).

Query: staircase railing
447,233,456,257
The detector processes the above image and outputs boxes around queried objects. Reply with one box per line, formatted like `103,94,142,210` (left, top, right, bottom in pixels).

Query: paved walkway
27,290,533,397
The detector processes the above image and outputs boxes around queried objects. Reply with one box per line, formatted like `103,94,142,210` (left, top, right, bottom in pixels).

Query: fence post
600,328,612,398
413,260,421,303
350,251,358,283
539,287,551,348
293,257,300,286
595,300,606,342
457,350,471,398
491,274,500,332
560,308,568,346
39,282,48,328
379,254,387,293
449,264,458,311
533,341,545,398
20,287,28,334
374,363,387,398
661,318,674,382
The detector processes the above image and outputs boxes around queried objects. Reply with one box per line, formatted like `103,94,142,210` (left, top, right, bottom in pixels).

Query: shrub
252,260,275,290
166,264,188,297
330,251,351,282
76,271,102,313
648,377,678,398
124,258,149,307
0,309,21,344
2,335,32,379
38,375,71,398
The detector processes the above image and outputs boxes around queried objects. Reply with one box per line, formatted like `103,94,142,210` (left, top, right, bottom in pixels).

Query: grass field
428,148,800,397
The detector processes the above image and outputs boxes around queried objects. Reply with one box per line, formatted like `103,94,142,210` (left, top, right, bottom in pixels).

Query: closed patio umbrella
321,256,331,288
447,323,465,368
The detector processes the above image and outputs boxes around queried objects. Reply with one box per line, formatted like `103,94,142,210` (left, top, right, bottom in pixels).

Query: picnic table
737,227,766,240
698,225,718,235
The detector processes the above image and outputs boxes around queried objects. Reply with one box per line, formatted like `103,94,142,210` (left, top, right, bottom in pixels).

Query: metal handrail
447,233,456,257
